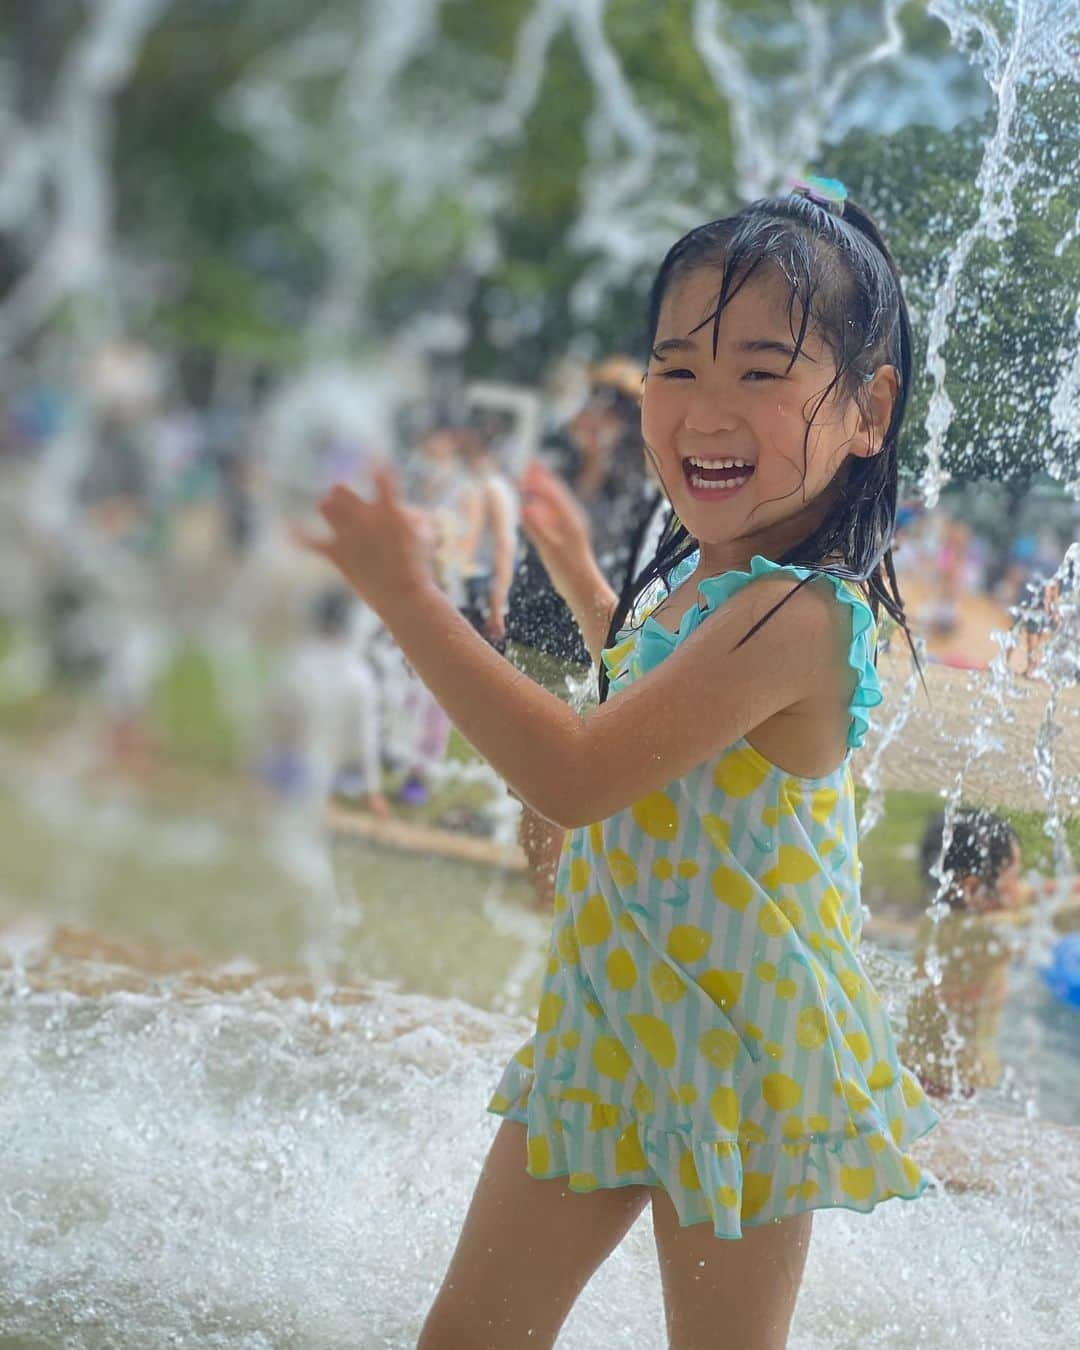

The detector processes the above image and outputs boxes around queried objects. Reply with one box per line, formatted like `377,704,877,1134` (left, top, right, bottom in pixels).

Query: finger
522,459,556,493
520,484,558,521
319,483,364,529
530,469,576,511
519,504,552,543
521,459,547,489
373,464,400,507
521,460,564,501
288,521,338,561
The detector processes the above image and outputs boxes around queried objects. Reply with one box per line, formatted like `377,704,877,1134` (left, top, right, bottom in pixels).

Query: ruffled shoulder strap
695,555,883,750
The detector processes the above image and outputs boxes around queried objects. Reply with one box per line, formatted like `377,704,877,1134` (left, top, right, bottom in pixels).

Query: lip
680,456,756,502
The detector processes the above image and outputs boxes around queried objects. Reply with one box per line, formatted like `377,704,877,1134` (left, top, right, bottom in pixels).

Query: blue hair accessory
788,174,848,216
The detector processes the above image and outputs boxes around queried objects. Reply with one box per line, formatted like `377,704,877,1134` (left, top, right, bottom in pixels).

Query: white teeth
689,472,751,491
687,456,754,470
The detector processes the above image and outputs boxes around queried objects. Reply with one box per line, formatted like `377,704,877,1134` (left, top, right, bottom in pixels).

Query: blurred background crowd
3,339,1075,839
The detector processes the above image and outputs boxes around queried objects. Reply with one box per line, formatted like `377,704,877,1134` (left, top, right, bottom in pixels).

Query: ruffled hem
487,1060,938,1241
600,554,882,751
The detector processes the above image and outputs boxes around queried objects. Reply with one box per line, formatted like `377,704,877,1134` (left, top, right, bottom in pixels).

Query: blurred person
565,355,656,578
926,515,969,637
1018,573,1061,679
505,357,661,665
457,420,519,646
78,341,162,544
382,419,469,807
900,807,1080,1098
995,530,1037,607
900,809,1024,1100
260,587,389,818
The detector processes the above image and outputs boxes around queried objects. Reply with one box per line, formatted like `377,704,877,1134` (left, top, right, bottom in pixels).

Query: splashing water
0,0,1078,1344
1,944,1076,1348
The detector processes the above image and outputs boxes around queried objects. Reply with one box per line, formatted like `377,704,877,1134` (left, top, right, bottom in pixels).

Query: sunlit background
0,2,1078,1347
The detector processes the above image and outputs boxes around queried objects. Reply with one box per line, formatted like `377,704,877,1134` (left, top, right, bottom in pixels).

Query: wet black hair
920,808,1019,910
598,187,922,702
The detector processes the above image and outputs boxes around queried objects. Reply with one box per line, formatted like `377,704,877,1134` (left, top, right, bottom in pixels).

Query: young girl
295,180,940,1350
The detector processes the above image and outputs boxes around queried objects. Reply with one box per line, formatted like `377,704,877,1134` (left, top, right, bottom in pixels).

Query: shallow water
0,776,547,1019
0,955,1074,1350
1,750,1076,1347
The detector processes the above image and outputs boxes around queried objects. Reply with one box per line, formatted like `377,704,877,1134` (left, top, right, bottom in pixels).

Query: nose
683,386,736,436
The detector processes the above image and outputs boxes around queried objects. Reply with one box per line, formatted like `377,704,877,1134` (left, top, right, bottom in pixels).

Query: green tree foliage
3,1,1075,484
830,80,1079,486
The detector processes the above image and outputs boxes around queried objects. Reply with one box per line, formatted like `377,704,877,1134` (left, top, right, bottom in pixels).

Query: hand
290,468,434,615
519,460,594,588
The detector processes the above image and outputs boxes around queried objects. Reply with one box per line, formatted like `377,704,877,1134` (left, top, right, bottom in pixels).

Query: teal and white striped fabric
489,555,939,1238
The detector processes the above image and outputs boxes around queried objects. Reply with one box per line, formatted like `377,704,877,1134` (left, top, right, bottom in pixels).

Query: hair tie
788,174,848,217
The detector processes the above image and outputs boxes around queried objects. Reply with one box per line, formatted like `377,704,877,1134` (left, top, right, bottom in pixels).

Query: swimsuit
488,555,939,1237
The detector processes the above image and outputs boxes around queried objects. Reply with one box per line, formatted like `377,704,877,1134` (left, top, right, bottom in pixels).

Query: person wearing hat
504,355,664,666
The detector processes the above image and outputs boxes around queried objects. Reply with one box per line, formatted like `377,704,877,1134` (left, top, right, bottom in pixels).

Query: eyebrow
651,335,815,363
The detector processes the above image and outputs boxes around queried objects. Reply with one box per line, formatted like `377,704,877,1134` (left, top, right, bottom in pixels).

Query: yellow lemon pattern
486,555,938,1238
607,849,638,887
574,893,612,947
605,947,638,991
666,924,711,963
713,747,770,797
710,865,755,911
648,962,688,1004
631,791,680,840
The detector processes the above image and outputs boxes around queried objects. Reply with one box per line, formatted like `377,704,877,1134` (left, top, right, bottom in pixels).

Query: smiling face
641,263,893,567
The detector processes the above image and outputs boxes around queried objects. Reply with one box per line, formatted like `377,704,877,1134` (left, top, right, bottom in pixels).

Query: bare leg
519,803,565,911
650,1186,812,1350
419,1120,650,1349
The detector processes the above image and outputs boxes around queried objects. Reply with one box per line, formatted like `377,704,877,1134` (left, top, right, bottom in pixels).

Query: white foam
0,971,1073,1348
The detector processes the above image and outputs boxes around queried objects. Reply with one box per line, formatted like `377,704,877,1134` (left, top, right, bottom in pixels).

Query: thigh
419,1119,651,1350
650,1186,812,1350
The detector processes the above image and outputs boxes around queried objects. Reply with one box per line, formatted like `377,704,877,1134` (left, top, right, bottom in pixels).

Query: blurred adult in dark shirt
505,356,662,666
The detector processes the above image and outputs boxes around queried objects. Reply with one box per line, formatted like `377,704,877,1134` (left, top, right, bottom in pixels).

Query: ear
850,364,898,460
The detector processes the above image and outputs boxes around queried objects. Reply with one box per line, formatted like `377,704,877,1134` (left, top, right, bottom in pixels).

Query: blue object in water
1042,934,1080,1008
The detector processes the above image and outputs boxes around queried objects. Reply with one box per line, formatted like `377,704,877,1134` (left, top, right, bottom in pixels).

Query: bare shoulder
724,569,851,647
732,571,863,778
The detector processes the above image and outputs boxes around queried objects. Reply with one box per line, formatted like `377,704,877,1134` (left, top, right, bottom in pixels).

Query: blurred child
900,808,1031,1098
262,587,389,818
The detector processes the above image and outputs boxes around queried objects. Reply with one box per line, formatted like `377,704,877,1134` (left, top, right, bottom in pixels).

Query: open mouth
681,456,756,494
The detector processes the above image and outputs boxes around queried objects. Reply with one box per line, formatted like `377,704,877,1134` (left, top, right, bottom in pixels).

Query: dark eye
743,370,780,382
658,368,694,379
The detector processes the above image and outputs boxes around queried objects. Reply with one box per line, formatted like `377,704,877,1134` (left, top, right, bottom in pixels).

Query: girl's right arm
519,461,617,663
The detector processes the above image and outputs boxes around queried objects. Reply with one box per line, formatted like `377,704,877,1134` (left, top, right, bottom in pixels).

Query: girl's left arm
295,474,838,829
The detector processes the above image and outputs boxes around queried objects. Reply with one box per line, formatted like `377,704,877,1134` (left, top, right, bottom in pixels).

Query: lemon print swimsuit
488,554,939,1238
